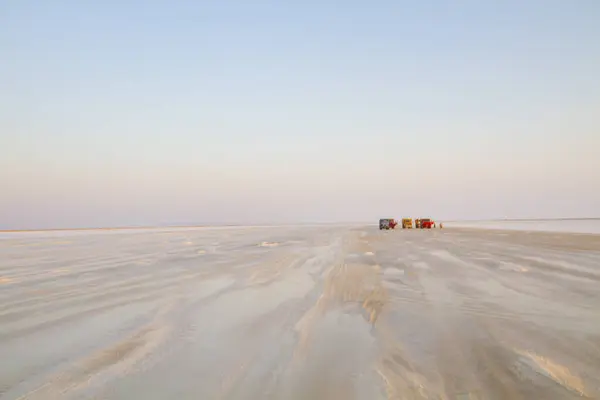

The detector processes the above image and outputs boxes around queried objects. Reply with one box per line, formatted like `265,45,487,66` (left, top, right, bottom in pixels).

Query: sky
1,1,599,229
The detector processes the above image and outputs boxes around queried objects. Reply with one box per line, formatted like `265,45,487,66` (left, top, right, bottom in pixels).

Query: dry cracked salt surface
1,226,600,399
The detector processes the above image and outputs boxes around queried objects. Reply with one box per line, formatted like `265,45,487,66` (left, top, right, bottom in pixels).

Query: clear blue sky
1,1,599,229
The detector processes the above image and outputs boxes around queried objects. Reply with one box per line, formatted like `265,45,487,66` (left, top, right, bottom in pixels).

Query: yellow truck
402,218,413,229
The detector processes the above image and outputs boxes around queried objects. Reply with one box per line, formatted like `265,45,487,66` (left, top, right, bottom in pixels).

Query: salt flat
1,226,599,399
444,219,600,234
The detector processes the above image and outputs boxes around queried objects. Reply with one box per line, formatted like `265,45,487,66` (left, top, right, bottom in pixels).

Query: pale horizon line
1,217,599,233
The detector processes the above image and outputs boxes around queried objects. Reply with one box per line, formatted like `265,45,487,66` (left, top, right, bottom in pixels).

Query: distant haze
1,1,599,230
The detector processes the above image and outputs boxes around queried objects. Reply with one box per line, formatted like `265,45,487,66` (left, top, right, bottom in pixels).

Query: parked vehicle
420,218,436,229
379,218,398,230
402,218,413,229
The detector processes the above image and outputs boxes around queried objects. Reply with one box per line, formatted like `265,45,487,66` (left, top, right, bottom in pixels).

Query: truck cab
420,218,435,229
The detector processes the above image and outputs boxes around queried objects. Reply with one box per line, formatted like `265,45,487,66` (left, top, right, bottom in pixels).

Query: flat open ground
1,226,599,399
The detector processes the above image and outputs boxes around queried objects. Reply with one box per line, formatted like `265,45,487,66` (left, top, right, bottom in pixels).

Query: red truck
420,218,436,229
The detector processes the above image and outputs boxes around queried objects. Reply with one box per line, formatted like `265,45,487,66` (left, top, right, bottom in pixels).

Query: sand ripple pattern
0,225,599,399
